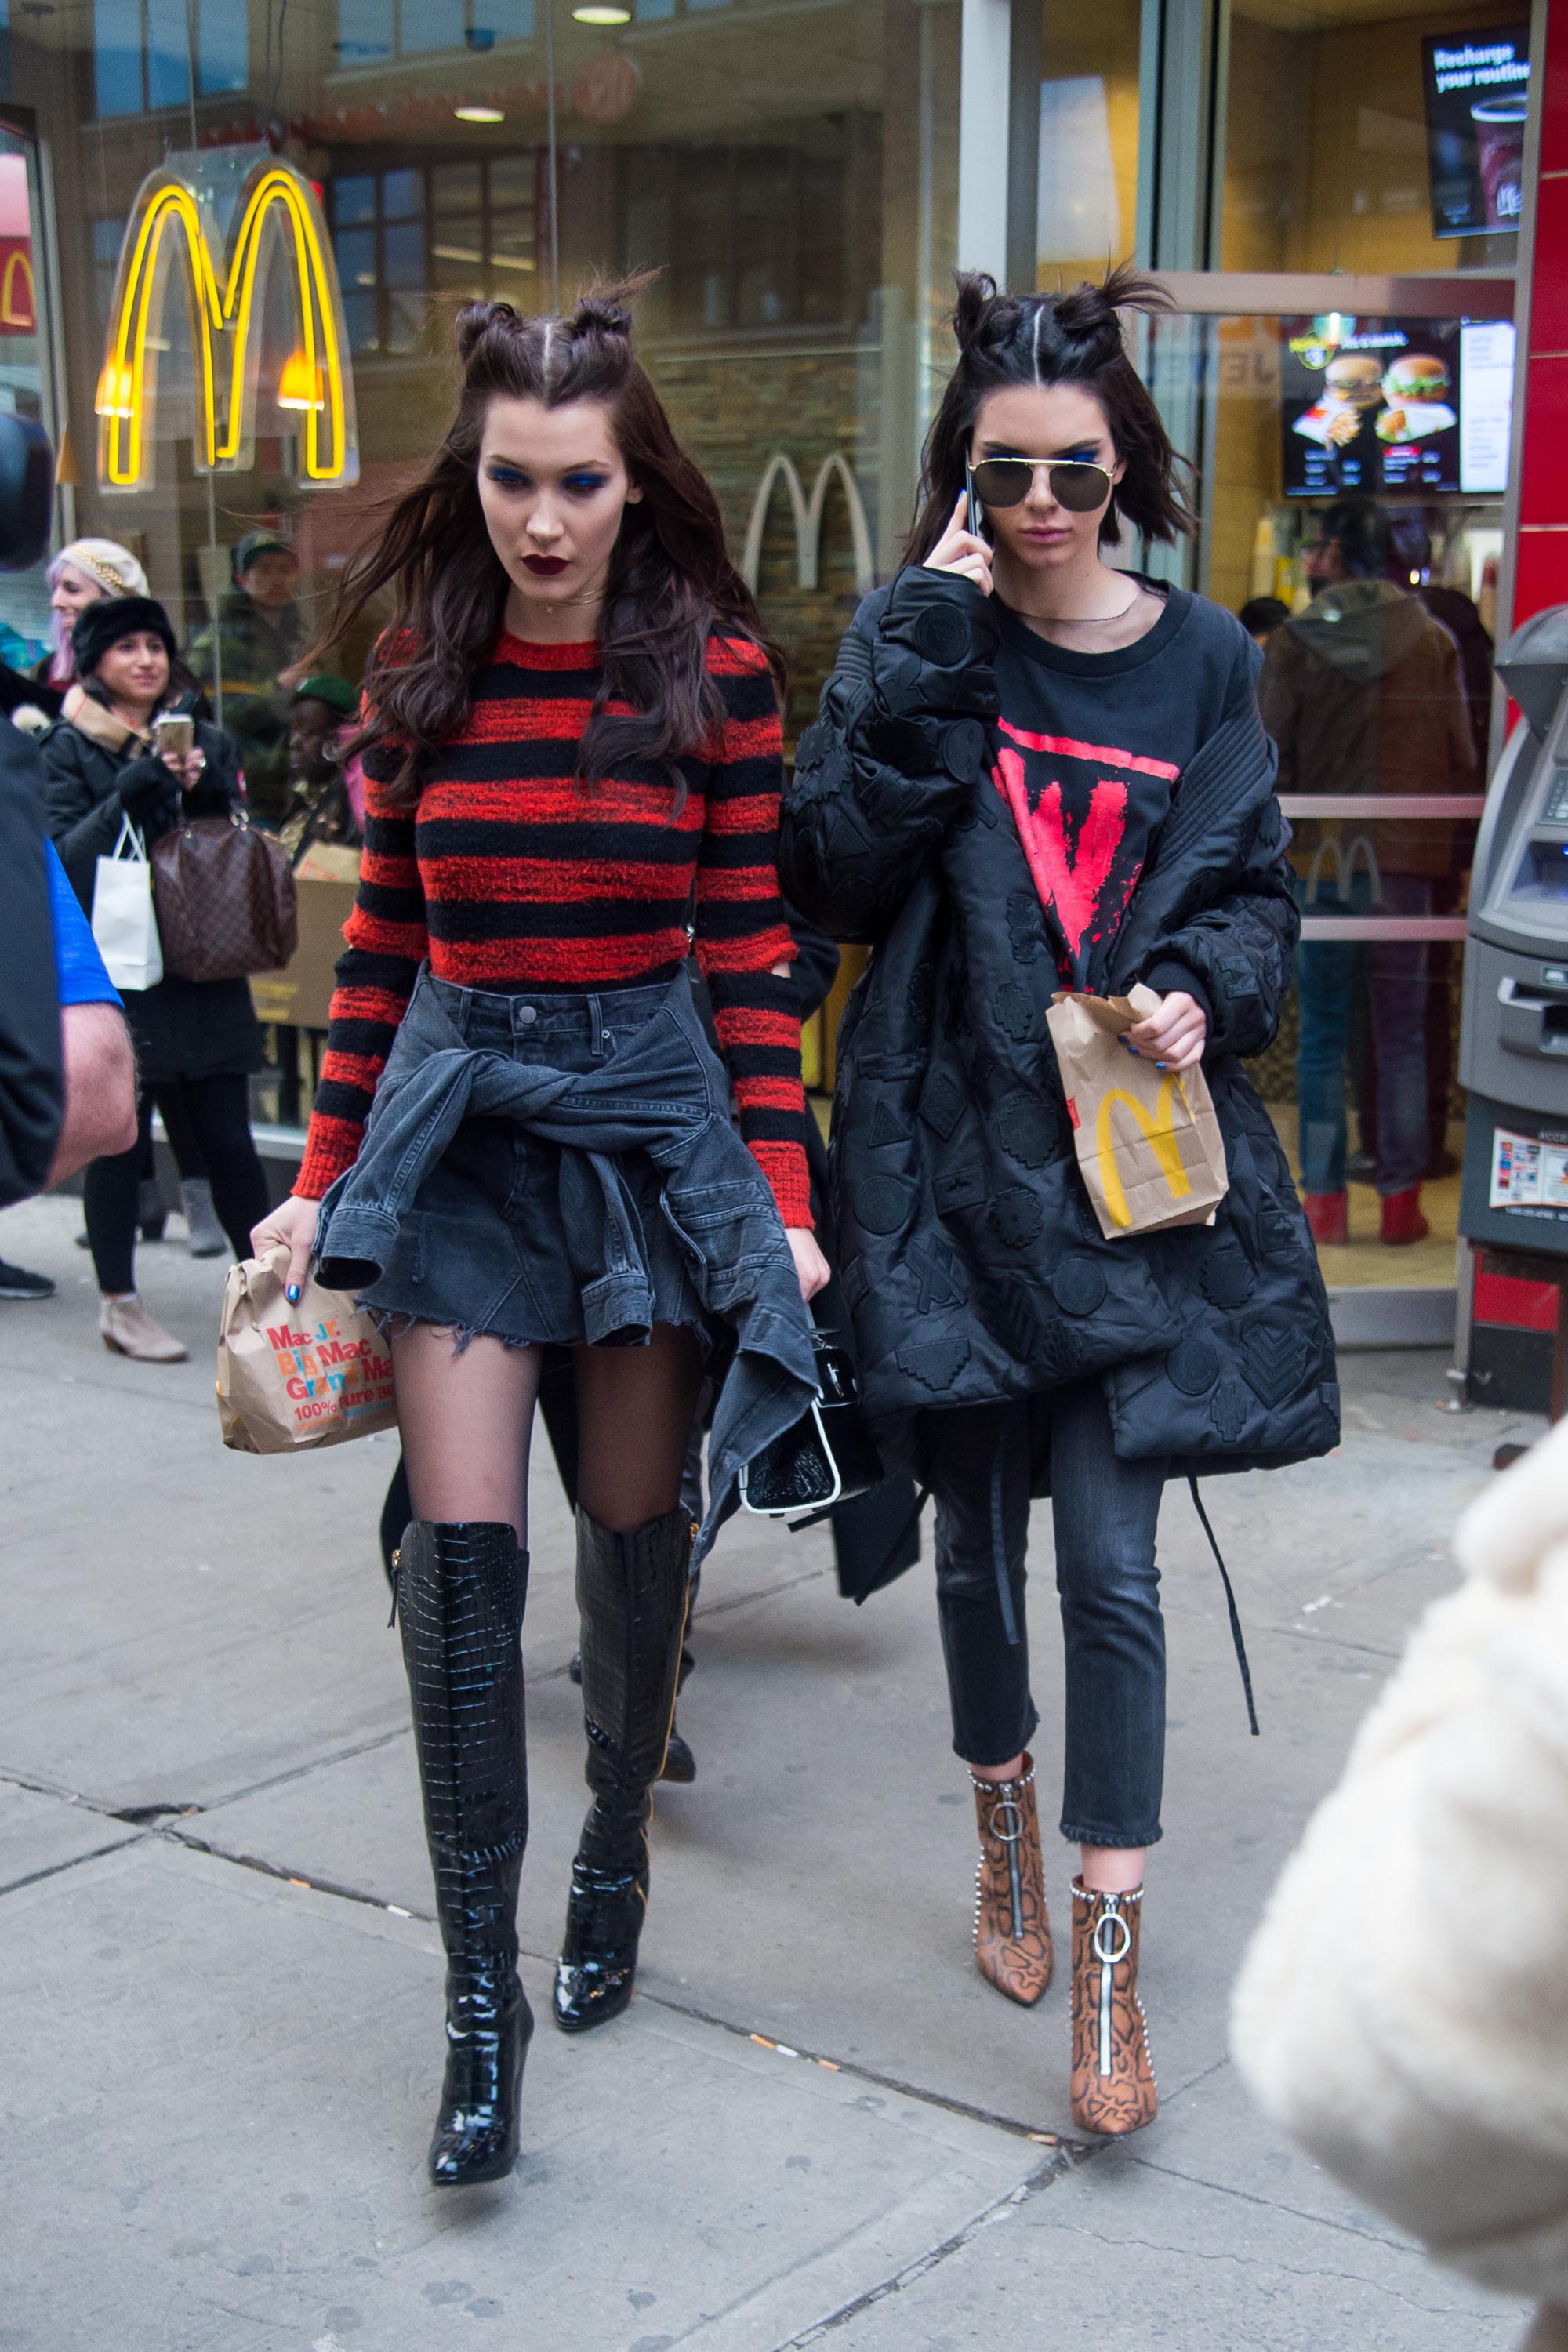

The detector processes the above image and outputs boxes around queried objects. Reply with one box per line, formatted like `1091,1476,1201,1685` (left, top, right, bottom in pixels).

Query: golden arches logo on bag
1095,1077,1194,1231
96,158,358,493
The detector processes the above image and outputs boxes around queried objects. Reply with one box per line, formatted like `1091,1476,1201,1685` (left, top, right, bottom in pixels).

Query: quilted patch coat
778,564,1339,1480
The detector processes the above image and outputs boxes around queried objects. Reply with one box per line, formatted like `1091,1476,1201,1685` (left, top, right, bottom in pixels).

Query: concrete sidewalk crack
769,2163,1070,2346
0,1831,151,1900
127,1820,1088,2151
1030,2221,1479,2315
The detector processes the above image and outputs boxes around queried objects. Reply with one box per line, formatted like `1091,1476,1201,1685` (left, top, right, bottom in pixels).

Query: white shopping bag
91,814,163,993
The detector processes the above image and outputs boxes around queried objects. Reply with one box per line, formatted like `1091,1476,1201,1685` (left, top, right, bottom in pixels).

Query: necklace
1010,583,1146,628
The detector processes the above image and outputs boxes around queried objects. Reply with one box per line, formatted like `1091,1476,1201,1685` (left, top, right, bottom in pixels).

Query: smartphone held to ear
154,712,194,761
964,465,986,541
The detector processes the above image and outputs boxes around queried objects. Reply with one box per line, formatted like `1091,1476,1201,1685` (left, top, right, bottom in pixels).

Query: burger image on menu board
1376,352,1456,441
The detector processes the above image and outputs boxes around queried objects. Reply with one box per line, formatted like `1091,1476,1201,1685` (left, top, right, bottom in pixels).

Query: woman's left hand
1123,989,1207,1072
786,1226,830,1304
158,743,207,792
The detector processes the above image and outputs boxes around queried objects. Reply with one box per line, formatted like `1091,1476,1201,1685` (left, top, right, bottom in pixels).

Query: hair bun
951,271,1028,358
571,292,635,339
455,299,519,363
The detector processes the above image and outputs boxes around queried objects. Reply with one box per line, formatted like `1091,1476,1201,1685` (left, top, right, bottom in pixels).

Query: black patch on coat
1210,1381,1250,1444
1166,1334,1222,1396
991,1186,1044,1247
1050,1255,1107,1318
1242,1320,1307,1409
895,1330,971,1390
855,1175,915,1236
910,604,971,666
1199,1243,1255,1311
943,720,989,783
995,982,1036,1043
919,1068,967,1139
905,1234,970,1312
868,1097,912,1149
996,1091,1055,1171
1007,892,1045,962
935,1165,988,1217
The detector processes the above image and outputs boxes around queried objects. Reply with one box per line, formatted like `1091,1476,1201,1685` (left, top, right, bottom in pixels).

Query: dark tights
85,1076,269,1294
390,1319,706,1545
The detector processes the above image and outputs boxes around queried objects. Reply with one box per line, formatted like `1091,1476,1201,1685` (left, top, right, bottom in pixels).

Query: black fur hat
71,593,179,680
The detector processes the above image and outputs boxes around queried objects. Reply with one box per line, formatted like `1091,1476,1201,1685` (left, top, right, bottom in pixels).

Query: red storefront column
1514,5,1568,622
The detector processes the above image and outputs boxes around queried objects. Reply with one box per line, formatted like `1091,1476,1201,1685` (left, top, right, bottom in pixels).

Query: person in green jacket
187,531,306,826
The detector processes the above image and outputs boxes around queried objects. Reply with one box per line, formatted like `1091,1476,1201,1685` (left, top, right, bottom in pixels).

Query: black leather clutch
739,1333,884,1517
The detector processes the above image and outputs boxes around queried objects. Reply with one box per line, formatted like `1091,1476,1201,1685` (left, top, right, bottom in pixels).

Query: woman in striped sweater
254,285,826,2190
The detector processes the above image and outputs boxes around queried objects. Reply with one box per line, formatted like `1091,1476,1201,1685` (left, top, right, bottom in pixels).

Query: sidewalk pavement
0,1189,1544,2352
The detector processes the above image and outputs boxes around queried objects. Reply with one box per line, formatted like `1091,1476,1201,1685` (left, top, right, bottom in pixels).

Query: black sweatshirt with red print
990,587,1258,996
296,630,811,1225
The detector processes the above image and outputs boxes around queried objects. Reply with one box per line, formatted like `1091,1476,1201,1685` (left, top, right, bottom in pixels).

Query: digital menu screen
1281,317,1465,497
1423,27,1530,238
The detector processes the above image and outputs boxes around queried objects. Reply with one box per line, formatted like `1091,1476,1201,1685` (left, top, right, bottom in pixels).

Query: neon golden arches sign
97,158,358,492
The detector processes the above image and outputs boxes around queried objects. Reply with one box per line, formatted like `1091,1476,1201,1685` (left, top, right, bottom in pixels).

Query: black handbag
739,1331,884,1517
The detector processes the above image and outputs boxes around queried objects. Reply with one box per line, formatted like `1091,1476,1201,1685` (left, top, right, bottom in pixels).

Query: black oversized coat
779,565,1339,1480
43,710,263,1085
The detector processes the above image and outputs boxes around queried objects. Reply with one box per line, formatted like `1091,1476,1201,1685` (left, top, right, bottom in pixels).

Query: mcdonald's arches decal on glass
96,154,358,493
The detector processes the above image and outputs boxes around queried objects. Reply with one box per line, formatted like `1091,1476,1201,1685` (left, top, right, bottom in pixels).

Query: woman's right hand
923,490,993,598
251,1192,318,1303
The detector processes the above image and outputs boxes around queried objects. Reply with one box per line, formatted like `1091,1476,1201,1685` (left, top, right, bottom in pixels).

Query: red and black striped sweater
295,630,811,1225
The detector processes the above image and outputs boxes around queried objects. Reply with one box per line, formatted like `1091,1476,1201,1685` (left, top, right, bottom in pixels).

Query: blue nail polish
1156,1060,1167,1070
286,1283,300,1304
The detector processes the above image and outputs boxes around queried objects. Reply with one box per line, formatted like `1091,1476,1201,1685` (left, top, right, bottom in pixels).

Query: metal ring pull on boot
1069,1878,1157,2136
968,1755,1053,2005
397,1520,532,2186
554,1504,694,2034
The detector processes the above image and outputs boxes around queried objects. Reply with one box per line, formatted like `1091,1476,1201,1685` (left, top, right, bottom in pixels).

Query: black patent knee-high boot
395,1520,532,2187
553,1504,692,2034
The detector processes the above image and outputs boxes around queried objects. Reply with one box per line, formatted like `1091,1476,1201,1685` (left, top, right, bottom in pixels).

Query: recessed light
454,103,506,122
572,5,631,21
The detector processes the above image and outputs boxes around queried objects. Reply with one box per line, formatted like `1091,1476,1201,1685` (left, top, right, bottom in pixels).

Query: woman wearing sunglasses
780,267,1335,2136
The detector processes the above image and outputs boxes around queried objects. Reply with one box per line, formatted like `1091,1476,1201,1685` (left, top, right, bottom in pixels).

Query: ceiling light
572,5,631,21
454,103,505,122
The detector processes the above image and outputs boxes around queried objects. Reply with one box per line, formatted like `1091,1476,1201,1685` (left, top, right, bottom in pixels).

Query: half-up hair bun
951,271,1025,358
1047,261,1173,356
455,299,520,363
566,267,662,345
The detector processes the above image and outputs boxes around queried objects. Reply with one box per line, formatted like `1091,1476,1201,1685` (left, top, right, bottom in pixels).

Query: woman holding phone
44,595,269,1361
780,267,1335,2136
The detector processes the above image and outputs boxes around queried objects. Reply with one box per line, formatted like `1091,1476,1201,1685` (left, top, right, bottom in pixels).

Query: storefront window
1035,0,1140,290
1149,299,1506,1286
16,0,960,696
1223,0,1529,273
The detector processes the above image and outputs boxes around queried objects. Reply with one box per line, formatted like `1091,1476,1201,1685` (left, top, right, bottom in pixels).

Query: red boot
1380,1185,1429,1245
1303,1190,1348,1246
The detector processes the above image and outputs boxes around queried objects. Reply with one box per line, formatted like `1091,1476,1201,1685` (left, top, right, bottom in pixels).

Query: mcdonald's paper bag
1046,984,1228,1240
216,1244,397,1454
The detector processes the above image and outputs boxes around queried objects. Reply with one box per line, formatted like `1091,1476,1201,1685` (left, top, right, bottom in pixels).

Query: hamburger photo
1375,352,1455,443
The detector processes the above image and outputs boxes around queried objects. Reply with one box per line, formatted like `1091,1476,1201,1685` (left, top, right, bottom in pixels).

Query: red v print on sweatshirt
993,720,1181,957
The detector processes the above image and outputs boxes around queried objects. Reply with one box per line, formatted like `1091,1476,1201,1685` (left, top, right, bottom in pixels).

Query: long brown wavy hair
325,276,782,803
906,264,1196,563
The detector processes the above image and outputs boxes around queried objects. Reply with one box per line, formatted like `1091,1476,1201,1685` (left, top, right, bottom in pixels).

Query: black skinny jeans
927,1380,1167,1849
85,1076,269,1294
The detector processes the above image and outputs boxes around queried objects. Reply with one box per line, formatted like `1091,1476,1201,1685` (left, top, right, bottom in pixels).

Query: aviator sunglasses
967,456,1116,514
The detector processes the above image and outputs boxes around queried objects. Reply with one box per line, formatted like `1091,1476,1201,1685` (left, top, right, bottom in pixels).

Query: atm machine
1456,604,1568,1412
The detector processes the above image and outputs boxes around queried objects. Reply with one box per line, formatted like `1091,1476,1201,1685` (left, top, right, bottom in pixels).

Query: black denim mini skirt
355,972,707,1348
313,964,818,1556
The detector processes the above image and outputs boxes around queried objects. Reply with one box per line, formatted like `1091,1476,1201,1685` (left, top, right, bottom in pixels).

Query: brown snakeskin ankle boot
969,1756,1052,2005
1070,1879,1157,2136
